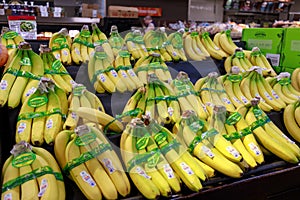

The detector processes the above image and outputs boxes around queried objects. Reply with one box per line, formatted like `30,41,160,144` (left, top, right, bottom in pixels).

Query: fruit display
16,79,67,146
1,23,300,200
1,27,25,55
49,28,73,66
1,141,65,200
0,42,44,108
54,124,131,200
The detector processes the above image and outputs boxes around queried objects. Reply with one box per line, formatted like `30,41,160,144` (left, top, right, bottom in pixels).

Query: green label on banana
136,136,149,150
227,75,242,83
12,152,36,168
20,57,32,66
133,35,144,44
226,112,242,125
51,60,63,70
3,31,18,39
28,96,48,108
250,116,270,131
171,33,183,49
75,132,97,146
234,51,245,59
119,50,130,58
154,131,167,145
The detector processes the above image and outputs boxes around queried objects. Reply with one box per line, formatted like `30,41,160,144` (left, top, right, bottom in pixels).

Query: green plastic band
250,116,270,131
160,139,181,155
91,67,115,84
6,44,18,49
118,50,130,58
2,166,63,192
115,108,143,119
103,118,119,134
278,78,291,86
227,74,243,83
234,51,245,59
63,142,112,176
115,65,132,72
95,39,109,46
44,69,69,75
80,30,91,38
201,128,219,140
73,37,94,48
6,68,41,80
51,43,70,51
223,126,252,141
253,106,263,118
18,107,66,121
250,51,262,57
190,31,199,37
188,135,203,153
127,148,160,171
133,36,144,44
226,112,242,125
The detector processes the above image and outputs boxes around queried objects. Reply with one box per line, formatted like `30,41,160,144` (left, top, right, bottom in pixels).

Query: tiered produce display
1,24,300,200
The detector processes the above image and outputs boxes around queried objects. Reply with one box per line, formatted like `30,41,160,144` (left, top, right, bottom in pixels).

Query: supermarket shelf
0,15,100,26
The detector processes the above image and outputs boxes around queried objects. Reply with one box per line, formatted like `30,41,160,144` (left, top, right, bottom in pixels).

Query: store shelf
0,15,100,26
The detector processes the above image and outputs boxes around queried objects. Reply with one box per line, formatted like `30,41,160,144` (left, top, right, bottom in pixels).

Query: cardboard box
280,28,300,72
81,3,99,18
241,28,284,69
108,6,138,18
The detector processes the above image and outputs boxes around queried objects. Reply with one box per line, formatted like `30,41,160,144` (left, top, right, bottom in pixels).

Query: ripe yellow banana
284,102,300,142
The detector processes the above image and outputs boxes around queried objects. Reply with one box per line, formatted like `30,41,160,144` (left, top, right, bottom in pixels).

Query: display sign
8,16,37,40
137,7,162,17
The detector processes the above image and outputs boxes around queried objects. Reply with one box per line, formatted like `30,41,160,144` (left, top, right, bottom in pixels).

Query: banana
273,82,296,104
123,55,144,88
0,48,23,106
54,130,74,171
291,68,300,91
30,154,59,200
223,76,244,108
219,30,238,55
19,164,40,200
1,157,20,200
63,94,80,130
295,105,300,127
44,89,62,145
245,104,298,163
201,32,228,60
65,137,103,199
70,40,83,65
154,82,170,124
73,107,124,133
83,89,105,112
31,146,66,200
31,91,47,146
183,33,206,61
284,102,300,142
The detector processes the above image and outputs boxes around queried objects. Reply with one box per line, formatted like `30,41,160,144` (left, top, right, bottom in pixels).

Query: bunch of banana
244,99,300,164
71,25,95,65
169,71,208,120
48,28,72,66
175,109,244,178
200,32,228,60
55,124,131,199
167,29,187,61
63,83,105,130
220,66,250,108
198,72,236,116
270,72,300,104
0,41,44,108
214,30,239,55
124,29,148,60
224,48,253,73
108,25,125,57
114,47,144,91
40,45,74,94
284,99,300,142
144,27,181,62
133,53,172,85
88,45,128,93
91,23,115,63
291,67,300,92
1,141,65,200
1,27,25,55
249,47,277,77
16,79,67,146
183,30,210,61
